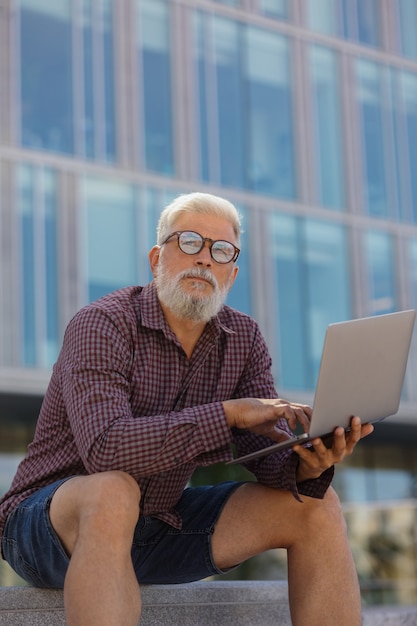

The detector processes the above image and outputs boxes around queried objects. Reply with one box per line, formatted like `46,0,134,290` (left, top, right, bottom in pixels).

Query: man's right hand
222,397,312,442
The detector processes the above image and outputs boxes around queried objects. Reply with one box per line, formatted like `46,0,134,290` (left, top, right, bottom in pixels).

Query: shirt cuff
256,451,334,502
286,452,334,501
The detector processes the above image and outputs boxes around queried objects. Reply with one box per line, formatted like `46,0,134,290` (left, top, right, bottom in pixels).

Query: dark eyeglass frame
161,230,240,264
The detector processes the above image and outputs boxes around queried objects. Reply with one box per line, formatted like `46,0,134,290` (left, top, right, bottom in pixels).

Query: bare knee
84,471,141,515
50,471,141,555
320,486,345,520
301,487,347,536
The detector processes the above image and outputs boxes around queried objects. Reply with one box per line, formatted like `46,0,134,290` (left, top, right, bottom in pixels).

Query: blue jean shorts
1,478,244,588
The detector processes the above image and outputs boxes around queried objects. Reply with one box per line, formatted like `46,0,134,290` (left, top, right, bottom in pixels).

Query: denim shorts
1,478,244,588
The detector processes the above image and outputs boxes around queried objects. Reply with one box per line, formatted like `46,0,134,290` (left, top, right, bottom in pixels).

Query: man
0,192,373,626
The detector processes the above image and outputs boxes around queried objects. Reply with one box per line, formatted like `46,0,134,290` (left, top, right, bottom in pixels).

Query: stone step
0,582,416,625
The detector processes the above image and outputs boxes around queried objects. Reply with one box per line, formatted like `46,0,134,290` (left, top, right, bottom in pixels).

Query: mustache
178,268,218,289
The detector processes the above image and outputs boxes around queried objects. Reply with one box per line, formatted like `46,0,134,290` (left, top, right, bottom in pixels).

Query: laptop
227,309,416,465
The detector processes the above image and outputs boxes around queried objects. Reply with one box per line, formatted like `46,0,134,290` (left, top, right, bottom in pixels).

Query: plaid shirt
0,283,333,540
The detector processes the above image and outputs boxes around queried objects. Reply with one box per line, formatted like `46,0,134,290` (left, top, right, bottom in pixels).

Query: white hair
156,192,242,245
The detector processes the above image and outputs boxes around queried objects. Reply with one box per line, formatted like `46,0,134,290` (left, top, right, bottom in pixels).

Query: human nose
194,240,213,267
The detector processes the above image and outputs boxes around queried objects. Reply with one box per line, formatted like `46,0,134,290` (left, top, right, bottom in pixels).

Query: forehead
170,212,237,242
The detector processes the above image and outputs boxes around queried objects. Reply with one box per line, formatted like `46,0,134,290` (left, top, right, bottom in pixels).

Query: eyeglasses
161,230,240,264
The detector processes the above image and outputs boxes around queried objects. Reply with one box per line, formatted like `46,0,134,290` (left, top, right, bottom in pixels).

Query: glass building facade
1,0,417,604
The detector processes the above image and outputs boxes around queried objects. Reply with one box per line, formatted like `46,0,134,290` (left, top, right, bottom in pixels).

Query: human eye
179,231,202,253
212,240,234,262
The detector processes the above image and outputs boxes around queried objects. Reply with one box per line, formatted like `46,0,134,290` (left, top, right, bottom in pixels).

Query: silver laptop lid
309,309,416,438
226,309,416,465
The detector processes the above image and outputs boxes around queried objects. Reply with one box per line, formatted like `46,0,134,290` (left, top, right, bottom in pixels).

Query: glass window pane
398,71,417,222
214,17,245,188
18,164,36,366
342,0,380,47
271,214,306,389
81,0,116,161
356,0,380,46
303,219,351,382
18,164,59,367
82,177,138,302
308,0,381,47
356,59,389,217
307,0,340,35
259,0,288,19
398,0,417,60
309,45,345,209
365,231,397,315
137,0,174,175
19,0,74,154
270,214,350,390
244,26,295,197
196,17,295,198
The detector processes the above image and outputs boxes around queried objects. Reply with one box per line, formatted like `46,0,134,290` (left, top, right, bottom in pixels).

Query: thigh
1,478,73,588
131,481,244,584
211,482,331,570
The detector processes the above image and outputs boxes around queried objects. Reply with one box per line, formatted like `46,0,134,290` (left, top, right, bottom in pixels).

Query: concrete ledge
1,581,417,625
0,581,291,625
362,604,417,626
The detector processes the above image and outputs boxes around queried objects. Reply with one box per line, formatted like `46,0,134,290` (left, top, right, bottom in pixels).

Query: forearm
71,402,233,477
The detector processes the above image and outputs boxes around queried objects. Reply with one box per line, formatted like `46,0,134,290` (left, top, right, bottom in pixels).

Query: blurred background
1,0,417,607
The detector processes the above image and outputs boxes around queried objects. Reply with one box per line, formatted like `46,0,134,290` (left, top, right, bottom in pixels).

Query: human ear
148,246,161,277
229,265,239,289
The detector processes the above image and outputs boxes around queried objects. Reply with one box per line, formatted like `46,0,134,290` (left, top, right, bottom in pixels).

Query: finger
269,427,293,443
278,401,312,431
349,415,374,441
361,423,374,438
291,405,312,432
293,442,330,476
292,443,317,466
329,427,348,459
288,402,313,417
350,415,362,434
342,416,366,453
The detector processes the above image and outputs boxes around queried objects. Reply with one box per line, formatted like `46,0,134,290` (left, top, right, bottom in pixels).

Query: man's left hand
294,416,374,483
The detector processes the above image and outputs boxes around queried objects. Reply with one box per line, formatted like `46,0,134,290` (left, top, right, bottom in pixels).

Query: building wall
0,0,417,603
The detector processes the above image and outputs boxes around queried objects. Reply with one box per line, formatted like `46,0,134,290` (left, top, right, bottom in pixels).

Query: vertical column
171,1,198,181
0,1,20,366
292,36,316,206
379,0,398,54
0,160,20,367
58,170,83,332
0,0,17,147
112,0,138,168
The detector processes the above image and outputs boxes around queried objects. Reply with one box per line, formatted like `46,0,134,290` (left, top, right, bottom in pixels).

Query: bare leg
49,471,141,626
212,483,361,626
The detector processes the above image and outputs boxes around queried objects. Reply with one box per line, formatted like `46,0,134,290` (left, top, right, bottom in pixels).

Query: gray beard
154,265,230,323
